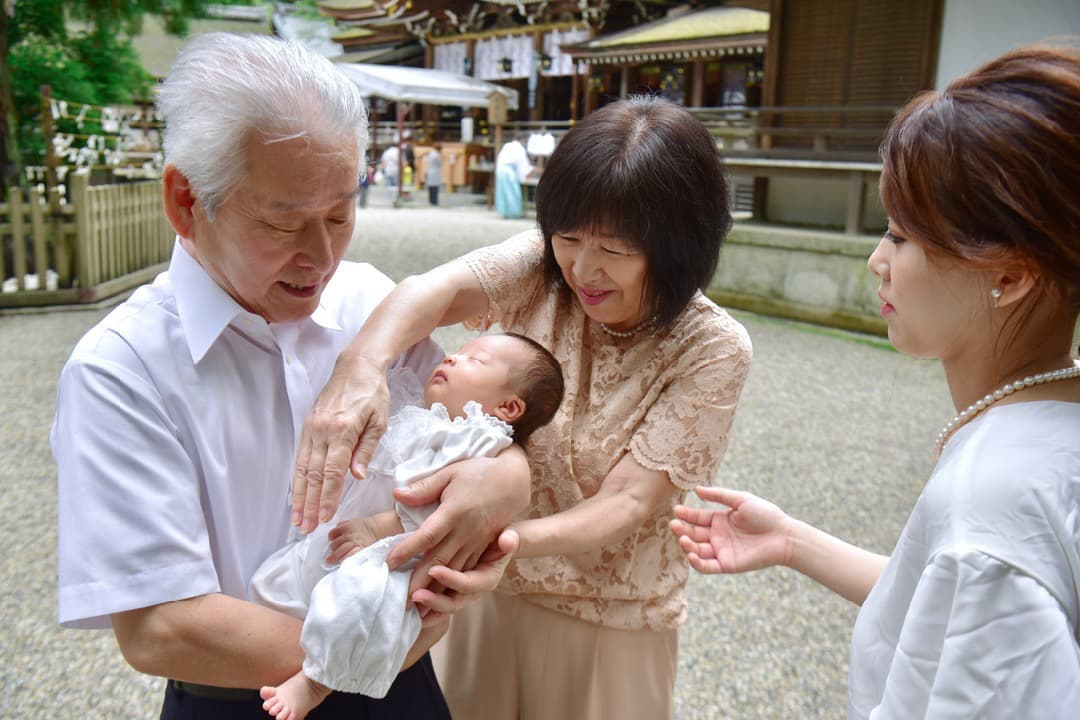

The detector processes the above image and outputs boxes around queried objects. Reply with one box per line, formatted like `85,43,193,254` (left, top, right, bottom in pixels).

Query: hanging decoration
42,98,163,176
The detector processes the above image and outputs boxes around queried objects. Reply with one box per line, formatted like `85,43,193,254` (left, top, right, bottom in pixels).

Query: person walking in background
672,43,1080,718
357,159,373,209
425,144,443,206
289,96,752,720
401,138,416,201
379,143,399,201
494,133,531,219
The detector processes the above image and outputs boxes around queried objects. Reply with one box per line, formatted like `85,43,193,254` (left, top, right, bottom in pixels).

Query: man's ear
162,164,197,240
992,261,1039,308
494,395,525,424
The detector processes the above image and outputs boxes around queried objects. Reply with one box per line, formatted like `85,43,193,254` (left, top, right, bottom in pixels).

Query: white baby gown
251,375,513,697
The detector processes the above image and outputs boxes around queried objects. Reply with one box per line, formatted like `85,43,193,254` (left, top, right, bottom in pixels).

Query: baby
252,333,564,720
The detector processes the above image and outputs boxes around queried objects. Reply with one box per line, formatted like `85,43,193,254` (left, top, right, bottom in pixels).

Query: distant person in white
255,333,563,720
494,134,532,219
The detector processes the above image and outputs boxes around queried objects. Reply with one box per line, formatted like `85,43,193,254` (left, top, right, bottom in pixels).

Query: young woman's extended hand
669,486,794,574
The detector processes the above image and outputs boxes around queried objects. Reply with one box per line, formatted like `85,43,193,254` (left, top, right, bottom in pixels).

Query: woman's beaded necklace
935,363,1080,458
598,315,657,338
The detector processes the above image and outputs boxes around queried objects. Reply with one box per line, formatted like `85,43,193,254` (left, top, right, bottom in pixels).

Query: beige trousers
431,591,678,720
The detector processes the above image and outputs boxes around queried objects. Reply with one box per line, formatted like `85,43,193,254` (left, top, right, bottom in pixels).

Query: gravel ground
0,190,953,718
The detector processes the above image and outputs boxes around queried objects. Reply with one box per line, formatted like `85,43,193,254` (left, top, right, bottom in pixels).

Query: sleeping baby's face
424,335,528,421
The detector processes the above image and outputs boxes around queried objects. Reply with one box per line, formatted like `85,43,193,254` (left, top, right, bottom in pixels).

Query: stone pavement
0,190,952,719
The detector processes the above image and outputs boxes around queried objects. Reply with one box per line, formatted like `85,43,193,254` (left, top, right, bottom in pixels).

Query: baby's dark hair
504,333,564,445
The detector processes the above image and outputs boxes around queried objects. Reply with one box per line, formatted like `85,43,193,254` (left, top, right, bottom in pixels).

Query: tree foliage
1,0,222,187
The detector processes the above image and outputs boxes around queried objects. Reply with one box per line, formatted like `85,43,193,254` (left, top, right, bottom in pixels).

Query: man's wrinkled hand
291,356,390,533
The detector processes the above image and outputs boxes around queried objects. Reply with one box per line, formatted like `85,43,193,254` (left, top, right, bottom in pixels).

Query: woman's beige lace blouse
463,230,752,630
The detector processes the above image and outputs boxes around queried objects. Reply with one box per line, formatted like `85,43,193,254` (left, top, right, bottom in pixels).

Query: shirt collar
170,239,343,364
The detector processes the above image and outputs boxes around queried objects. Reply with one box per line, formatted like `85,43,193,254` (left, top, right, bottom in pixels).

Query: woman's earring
990,288,1003,305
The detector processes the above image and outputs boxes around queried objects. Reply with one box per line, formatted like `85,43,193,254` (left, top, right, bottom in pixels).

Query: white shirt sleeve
870,549,1080,719
52,341,218,628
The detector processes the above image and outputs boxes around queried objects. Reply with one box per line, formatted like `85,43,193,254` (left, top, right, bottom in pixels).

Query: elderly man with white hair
51,33,529,720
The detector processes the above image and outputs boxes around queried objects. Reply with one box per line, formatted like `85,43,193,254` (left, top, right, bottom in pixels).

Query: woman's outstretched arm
671,486,888,606
291,259,488,533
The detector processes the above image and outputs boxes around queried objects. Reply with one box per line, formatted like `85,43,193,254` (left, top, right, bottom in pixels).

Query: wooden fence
0,170,173,308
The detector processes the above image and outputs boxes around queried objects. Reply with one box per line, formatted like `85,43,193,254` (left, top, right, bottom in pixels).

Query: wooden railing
688,104,898,160
1,170,173,308
684,106,895,235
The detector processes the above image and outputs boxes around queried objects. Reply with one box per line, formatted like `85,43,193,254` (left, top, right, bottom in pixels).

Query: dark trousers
160,653,451,719
428,186,439,205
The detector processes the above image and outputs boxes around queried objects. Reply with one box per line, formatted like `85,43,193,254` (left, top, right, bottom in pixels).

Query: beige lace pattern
462,230,752,630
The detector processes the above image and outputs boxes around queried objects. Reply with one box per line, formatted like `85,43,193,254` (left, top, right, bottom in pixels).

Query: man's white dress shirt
52,241,442,629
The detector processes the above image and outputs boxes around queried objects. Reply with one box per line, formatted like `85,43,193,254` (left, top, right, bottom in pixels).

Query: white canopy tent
336,63,518,109
336,63,517,206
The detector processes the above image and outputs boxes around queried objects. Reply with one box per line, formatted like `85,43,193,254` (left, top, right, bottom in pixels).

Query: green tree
1,0,213,188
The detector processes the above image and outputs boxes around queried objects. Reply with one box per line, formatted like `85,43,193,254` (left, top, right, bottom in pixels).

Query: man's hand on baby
291,355,390,534
326,511,402,564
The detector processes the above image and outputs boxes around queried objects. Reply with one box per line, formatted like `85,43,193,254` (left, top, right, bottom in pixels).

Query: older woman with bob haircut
290,96,752,719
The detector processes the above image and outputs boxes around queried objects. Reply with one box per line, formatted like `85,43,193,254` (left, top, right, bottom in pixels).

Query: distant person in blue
357,160,373,209
379,143,399,201
494,133,532,218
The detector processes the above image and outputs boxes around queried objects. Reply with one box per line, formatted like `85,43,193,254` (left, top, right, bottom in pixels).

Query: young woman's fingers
693,486,748,507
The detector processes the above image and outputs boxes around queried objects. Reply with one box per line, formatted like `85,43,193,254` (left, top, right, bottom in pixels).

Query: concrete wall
936,0,1080,89
709,223,886,336
761,175,887,232
710,223,1080,345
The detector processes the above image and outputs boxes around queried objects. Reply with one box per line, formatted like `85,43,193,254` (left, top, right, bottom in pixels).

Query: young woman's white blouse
849,401,1080,718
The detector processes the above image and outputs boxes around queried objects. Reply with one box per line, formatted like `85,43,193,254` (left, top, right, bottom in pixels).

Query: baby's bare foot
260,672,331,720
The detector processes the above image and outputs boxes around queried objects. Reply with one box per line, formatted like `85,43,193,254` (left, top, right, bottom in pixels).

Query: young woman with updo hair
673,43,1080,717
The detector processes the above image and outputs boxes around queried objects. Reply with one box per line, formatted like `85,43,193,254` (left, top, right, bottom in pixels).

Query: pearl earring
990,288,1002,301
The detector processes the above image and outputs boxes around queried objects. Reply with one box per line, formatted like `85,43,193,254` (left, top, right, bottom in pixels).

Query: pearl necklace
935,363,1080,458
598,316,657,338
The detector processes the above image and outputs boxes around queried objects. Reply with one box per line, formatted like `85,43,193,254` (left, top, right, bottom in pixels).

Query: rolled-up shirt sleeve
872,549,1080,719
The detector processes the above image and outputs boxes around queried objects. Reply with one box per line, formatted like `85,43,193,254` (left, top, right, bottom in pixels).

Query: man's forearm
112,593,305,687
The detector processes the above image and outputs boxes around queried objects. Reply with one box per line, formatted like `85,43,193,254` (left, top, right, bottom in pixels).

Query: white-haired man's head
157,33,368,219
